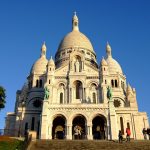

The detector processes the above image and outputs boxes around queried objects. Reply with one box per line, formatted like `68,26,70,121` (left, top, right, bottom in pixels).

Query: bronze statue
44,86,50,100
107,86,112,100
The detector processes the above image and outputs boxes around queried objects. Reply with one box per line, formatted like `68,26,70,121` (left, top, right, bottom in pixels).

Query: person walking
142,128,147,140
126,128,131,142
118,130,123,143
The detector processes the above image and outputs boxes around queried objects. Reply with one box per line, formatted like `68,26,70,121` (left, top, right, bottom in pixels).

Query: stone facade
5,13,149,140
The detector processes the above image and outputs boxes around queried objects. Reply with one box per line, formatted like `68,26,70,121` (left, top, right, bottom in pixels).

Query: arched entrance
92,115,106,140
72,115,86,139
52,115,66,139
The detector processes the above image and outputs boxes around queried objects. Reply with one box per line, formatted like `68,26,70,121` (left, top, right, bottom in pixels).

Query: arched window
115,80,118,87
31,117,35,130
39,79,42,88
76,82,80,99
36,80,39,88
104,68,105,71
74,81,82,99
60,92,63,104
120,117,124,135
111,80,114,88
49,80,51,84
127,122,130,129
93,93,96,103
105,80,107,84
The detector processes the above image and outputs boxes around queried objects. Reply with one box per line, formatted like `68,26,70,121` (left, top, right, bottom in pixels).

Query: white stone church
5,13,149,140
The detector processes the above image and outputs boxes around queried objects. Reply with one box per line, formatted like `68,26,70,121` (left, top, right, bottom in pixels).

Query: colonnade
44,114,108,140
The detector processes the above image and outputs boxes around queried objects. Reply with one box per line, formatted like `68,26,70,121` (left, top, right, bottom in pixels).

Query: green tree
0,86,6,110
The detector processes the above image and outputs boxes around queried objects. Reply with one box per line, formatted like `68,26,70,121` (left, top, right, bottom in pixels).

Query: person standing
118,130,123,143
142,128,147,140
126,128,131,142
147,128,150,140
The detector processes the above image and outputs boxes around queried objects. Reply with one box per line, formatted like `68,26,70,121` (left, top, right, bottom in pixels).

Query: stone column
70,88,72,103
40,100,49,139
84,88,86,101
104,123,108,140
87,123,93,140
108,100,118,140
96,89,99,104
64,89,67,104
48,123,52,139
40,115,47,139
82,87,85,101
66,124,72,139
106,116,110,140
81,61,84,71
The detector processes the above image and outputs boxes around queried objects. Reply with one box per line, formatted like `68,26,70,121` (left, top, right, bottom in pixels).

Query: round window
33,99,42,108
114,99,121,107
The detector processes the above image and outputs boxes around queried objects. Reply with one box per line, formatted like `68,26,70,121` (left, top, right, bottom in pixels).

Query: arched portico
92,115,107,140
72,114,87,139
52,115,66,139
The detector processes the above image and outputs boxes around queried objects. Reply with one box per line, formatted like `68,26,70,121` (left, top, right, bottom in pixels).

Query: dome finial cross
74,11,76,16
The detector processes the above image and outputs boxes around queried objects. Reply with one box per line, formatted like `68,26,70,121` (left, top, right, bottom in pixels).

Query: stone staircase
28,140,150,150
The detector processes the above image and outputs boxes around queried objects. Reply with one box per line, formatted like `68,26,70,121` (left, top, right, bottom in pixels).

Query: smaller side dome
31,57,48,74
106,57,123,74
48,56,55,66
30,42,48,74
101,57,107,66
105,42,123,74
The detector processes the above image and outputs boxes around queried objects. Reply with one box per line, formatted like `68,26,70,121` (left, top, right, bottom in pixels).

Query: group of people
118,127,150,143
142,128,150,140
118,128,131,143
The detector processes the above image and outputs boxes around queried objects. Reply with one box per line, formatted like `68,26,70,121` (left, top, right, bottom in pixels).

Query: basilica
5,13,149,140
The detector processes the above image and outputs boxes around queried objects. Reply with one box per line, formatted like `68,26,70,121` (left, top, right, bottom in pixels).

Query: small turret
100,57,108,75
126,83,138,108
41,42,47,58
106,42,112,58
101,57,107,66
72,11,79,31
127,83,132,95
48,56,55,73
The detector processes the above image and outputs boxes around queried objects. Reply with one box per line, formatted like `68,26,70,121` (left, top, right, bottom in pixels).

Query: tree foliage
0,86,6,110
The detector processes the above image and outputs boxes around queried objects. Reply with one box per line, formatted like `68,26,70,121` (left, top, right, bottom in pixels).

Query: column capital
66,123,72,126
87,123,92,127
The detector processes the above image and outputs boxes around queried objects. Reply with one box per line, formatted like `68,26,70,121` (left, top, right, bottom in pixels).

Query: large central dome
58,30,94,52
57,13,95,53
55,13,97,68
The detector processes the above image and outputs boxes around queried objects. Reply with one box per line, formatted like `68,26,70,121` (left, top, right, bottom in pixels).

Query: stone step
28,140,150,150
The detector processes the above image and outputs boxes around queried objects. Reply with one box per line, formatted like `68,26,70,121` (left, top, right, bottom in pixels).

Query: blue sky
0,0,150,129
